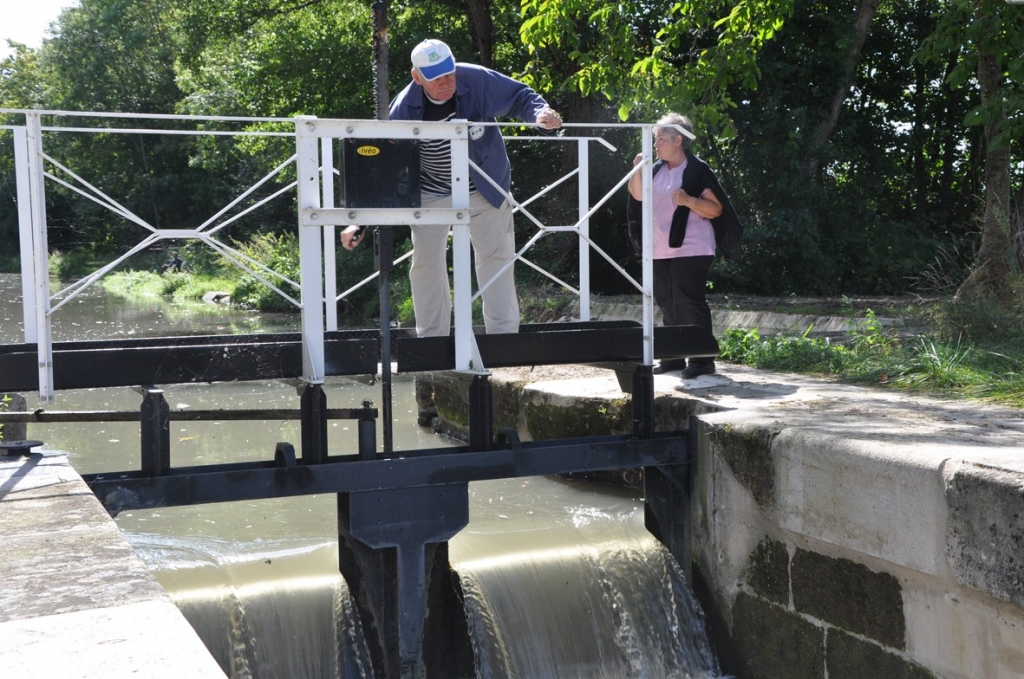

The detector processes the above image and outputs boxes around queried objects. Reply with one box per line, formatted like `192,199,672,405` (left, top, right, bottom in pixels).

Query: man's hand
340,225,364,250
535,107,563,130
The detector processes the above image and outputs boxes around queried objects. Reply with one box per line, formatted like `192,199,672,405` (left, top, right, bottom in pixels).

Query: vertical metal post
339,485,471,679
322,137,339,332
640,126,655,367
631,363,655,439
372,2,390,121
375,226,395,454
577,138,591,322
300,382,328,465
295,117,326,385
450,123,474,371
14,127,36,343
370,3,394,452
138,387,170,476
467,373,493,452
23,112,54,402
358,399,377,460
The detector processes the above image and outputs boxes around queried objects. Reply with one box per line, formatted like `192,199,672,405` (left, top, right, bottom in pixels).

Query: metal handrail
6,110,663,401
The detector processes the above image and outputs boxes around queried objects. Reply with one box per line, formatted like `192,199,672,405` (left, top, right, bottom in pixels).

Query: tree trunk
435,0,494,68
956,34,1013,302
805,0,879,178
464,0,494,68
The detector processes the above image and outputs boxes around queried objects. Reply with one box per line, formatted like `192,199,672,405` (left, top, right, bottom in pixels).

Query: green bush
225,232,302,312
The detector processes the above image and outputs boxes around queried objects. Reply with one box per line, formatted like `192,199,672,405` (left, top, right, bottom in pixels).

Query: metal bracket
0,439,44,456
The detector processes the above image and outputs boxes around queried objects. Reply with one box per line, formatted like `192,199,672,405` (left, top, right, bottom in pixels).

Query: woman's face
653,129,685,162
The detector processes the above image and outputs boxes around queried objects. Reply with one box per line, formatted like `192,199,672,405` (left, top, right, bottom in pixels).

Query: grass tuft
720,302,1024,406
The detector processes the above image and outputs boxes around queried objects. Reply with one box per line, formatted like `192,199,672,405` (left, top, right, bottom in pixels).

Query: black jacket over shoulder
626,154,743,259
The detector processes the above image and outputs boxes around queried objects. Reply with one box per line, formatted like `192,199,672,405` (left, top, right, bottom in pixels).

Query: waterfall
132,536,375,679
457,539,719,679
126,478,723,679
451,477,722,679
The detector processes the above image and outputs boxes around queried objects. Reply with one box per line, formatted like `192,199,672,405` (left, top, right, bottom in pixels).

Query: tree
804,0,880,177
919,0,1024,302
520,0,795,134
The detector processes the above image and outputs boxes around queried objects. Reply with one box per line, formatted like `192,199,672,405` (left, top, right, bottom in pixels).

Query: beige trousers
409,192,520,337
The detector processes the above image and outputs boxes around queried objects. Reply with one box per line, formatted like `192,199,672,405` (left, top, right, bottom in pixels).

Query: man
161,250,183,273
341,39,562,337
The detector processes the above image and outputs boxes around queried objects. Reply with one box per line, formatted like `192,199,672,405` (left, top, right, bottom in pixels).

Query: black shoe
682,360,716,379
653,358,688,375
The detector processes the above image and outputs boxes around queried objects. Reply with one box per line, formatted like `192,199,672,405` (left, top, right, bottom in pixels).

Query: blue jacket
390,63,550,208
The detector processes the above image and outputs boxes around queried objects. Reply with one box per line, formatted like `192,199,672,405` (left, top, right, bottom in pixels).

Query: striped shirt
421,96,476,196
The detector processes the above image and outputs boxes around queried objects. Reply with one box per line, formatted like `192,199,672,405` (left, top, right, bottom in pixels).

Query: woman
627,113,735,379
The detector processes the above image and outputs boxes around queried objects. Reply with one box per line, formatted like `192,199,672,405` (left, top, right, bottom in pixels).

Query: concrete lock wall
427,365,1024,679
691,412,1024,679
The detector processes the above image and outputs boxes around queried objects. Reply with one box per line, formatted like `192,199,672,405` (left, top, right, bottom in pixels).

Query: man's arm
465,65,559,126
534,107,562,130
340,225,366,250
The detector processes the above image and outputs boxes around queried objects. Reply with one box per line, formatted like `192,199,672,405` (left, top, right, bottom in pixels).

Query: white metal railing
3,109,677,402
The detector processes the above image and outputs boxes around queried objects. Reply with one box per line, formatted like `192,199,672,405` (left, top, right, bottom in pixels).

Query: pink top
651,159,716,259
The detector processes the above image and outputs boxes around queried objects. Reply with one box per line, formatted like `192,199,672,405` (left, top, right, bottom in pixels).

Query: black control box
340,138,421,208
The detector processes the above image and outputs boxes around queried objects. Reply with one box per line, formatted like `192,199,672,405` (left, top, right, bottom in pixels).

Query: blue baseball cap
411,39,456,81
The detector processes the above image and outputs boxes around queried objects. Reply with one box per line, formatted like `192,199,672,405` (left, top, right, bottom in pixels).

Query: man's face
412,69,456,102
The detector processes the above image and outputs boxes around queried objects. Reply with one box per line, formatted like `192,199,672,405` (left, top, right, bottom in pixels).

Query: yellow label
356,145,381,157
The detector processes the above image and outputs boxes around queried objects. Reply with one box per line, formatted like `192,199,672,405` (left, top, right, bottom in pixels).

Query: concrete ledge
0,453,225,678
574,298,908,336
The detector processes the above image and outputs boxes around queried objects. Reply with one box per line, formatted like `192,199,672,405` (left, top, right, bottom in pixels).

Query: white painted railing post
20,113,55,401
295,116,325,384
321,137,338,332
14,127,36,343
449,121,477,371
641,126,655,366
577,138,591,322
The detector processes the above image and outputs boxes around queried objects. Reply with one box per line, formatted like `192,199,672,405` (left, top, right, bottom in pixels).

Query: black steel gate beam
84,434,689,514
0,322,718,391
395,323,719,372
0,332,381,391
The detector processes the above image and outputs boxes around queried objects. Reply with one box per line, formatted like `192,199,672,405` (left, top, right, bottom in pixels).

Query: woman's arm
672,188,722,219
627,154,645,201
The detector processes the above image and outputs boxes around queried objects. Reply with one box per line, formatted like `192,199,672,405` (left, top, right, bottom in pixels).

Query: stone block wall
722,538,934,679
693,415,1024,679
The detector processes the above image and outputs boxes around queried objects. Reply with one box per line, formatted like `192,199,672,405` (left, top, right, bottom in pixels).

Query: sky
1,0,79,60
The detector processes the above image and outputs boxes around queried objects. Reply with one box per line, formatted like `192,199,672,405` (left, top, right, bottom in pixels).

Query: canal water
0,273,722,678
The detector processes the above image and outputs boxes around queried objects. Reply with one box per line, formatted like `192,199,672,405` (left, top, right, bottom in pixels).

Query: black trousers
654,255,715,362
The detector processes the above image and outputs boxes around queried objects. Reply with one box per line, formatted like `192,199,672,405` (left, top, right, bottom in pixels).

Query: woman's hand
672,189,692,206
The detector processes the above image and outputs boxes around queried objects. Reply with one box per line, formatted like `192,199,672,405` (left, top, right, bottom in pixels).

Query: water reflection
0,273,300,343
